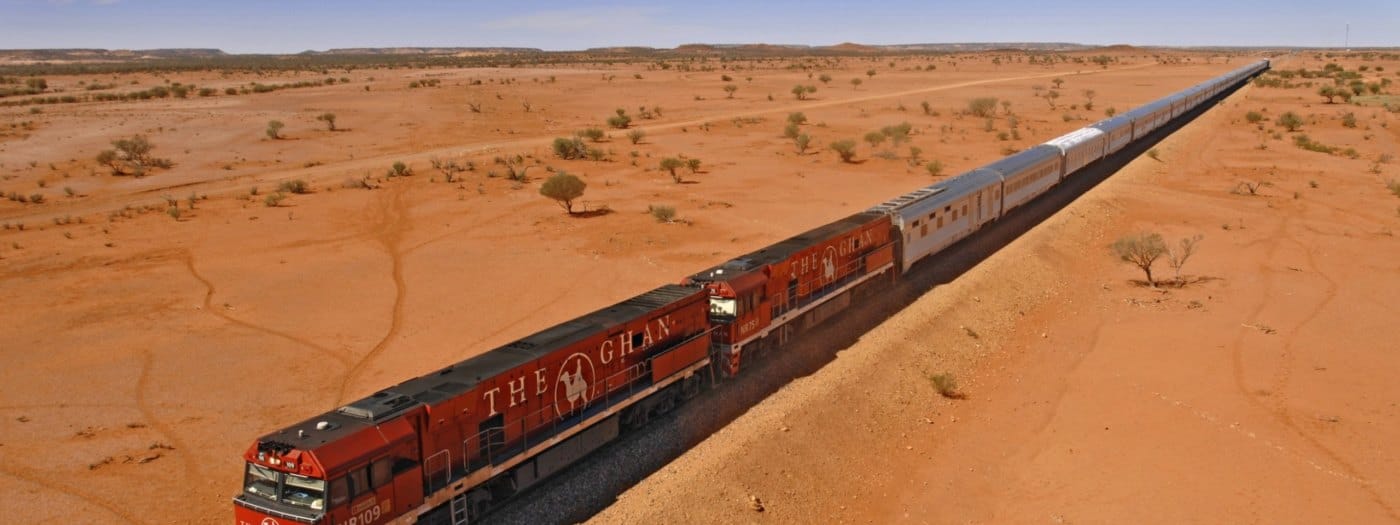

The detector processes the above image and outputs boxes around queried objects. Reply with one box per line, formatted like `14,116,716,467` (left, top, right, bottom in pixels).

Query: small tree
1318,85,1337,103
1166,234,1203,284
830,140,857,163
1112,232,1167,287
864,131,887,148
659,157,685,182
553,136,587,159
1277,111,1304,132
723,84,738,98
850,78,863,90
882,122,912,147
967,97,998,118
794,133,812,154
818,73,832,85
686,158,702,174
316,113,337,131
1044,90,1060,108
540,172,586,214
266,120,285,139
627,129,646,144
1052,77,1065,89
787,112,807,126
926,159,944,177
578,127,606,142
607,108,632,129
1082,89,1096,111
866,68,877,79
791,84,816,100
921,101,933,115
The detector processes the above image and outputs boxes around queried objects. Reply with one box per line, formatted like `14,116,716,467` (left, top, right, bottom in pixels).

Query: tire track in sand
337,182,410,404
1228,220,1397,519
0,464,143,525
132,347,200,483
181,252,354,369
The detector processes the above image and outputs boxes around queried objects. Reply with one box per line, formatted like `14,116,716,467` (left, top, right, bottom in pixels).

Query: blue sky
2,0,1397,53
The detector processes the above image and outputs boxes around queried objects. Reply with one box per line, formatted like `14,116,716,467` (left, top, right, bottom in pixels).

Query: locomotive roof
255,284,703,452
689,211,886,282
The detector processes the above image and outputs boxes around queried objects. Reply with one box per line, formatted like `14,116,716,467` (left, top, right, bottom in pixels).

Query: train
234,59,1270,525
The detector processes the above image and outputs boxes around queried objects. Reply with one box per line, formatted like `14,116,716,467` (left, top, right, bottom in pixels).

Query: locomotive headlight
269,457,281,465
257,452,265,461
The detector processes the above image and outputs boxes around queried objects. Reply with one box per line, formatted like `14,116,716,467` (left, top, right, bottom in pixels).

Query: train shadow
487,82,1250,525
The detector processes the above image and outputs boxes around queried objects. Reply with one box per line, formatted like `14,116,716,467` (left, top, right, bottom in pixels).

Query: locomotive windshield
709,297,736,322
243,463,327,511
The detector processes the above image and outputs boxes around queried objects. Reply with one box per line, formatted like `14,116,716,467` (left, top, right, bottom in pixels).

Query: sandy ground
2,50,1395,524
591,54,1400,524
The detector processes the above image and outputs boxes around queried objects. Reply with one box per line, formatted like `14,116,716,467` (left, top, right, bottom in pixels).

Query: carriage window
937,216,944,228
962,205,968,216
348,465,370,498
371,458,393,489
329,477,349,506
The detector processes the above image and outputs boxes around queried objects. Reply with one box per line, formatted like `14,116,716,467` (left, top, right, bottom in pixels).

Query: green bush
830,140,857,163
539,172,586,213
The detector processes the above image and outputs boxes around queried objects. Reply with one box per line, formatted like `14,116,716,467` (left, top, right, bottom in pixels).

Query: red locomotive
235,285,712,525
685,211,896,375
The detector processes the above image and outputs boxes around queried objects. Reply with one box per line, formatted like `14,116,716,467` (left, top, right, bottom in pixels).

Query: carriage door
976,191,984,224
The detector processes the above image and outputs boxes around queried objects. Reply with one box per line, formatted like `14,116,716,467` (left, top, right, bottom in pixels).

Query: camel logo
554,353,595,417
821,246,837,283
261,518,280,525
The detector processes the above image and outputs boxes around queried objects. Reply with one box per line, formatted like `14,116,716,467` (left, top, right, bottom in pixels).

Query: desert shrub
791,84,816,100
686,158,701,173
1293,134,1336,154
316,113,337,131
659,157,684,182
225,87,237,95
1245,111,1264,123
266,120,285,139
1341,112,1357,128
1387,179,1400,198
606,108,631,129
864,131,886,148
264,193,286,207
723,84,738,98
787,112,807,126
29,193,44,204
881,122,912,146
921,100,933,115
783,123,800,140
578,127,606,142
926,159,944,177
930,373,960,398
794,133,812,154
1146,148,1161,161
95,134,171,176
552,137,587,160
278,179,309,194
649,204,677,223
539,172,586,213
1112,232,1167,286
1276,111,1304,132
1105,107,1117,117
627,129,645,144
850,78,862,89
388,161,412,177
830,140,857,163
1166,234,1203,284
967,97,998,118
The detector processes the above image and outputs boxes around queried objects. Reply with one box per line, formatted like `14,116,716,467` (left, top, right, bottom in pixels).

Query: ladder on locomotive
449,492,469,525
